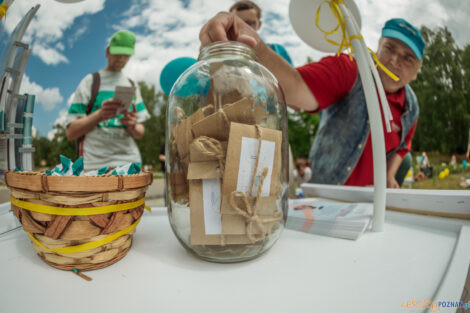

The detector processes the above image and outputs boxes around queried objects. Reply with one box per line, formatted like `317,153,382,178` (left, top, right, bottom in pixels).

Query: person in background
229,0,294,66
415,151,433,180
199,15,424,188
293,158,312,186
420,152,430,169
66,30,150,170
450,154,457,166
159,142,166,173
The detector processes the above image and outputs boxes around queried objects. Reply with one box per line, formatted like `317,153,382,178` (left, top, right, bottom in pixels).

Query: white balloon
289,0,361,53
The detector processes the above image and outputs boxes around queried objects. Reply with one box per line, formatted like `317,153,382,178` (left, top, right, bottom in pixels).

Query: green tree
32,136,52,168
410,26,469,154
33,124,77,168
287,57,321,160
136,82,167,170
461,45,470,144
288,110,319,159
50,124,77,162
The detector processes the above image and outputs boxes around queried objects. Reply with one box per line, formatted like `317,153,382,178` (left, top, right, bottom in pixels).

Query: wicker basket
4,170,153,271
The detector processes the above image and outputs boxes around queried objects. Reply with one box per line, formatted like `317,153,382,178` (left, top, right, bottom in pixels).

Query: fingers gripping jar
166,41,288,262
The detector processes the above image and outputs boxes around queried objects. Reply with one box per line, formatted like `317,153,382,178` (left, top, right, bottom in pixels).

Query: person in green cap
66,30,150,170
200,15,425,188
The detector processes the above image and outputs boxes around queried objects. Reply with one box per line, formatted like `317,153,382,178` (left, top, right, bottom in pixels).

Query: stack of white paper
286,198,373,240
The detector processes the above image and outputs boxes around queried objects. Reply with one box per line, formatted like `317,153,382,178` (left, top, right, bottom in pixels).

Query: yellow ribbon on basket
0,3,8,21
315,0,399,82
10,196,150,216
11,196,151,253
26,217,142,254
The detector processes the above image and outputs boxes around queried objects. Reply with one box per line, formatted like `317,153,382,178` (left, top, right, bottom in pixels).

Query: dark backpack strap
128,78,135,88
77,72,100,156
87,72,101,114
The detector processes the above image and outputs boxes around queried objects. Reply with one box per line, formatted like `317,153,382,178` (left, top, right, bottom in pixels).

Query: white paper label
202,178,222,234
237,137,275,197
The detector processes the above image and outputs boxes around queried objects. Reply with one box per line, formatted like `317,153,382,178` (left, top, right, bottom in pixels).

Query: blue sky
1,0,468,138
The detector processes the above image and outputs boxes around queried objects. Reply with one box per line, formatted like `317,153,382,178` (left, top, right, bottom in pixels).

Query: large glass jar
166,41,288,262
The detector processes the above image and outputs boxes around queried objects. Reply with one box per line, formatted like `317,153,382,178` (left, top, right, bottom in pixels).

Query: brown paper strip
187,161,221,180
189,180,252,245
191,98,268,141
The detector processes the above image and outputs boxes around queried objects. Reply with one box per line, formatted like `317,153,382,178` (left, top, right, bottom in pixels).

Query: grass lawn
408,152,470,190
409,173,469,190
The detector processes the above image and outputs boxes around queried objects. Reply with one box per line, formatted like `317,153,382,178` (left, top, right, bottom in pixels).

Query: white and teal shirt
66,70,150,170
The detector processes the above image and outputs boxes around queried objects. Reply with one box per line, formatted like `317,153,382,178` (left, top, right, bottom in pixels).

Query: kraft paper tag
189,180,253,245
221,122,283,215
191,97,268,141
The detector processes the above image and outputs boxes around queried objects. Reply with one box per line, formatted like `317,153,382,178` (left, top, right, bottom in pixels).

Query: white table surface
1,207,469,313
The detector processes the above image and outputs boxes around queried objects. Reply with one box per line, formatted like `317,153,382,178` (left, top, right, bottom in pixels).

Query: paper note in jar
191,97,268,141
202,178,222,234
188,160,252,245
221,122,282,215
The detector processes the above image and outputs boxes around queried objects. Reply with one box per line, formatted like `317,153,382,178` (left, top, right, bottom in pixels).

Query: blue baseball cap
381,18,425,60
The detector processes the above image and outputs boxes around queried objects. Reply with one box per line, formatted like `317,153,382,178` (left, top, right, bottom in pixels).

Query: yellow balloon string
368,48,400,82
315,0,352,56
0,3,8,21
315,0,400,82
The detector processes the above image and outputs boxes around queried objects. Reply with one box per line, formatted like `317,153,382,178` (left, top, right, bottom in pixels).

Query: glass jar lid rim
198,41,257,61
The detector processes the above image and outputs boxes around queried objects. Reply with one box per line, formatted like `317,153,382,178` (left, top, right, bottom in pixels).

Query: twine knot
229,167,282,243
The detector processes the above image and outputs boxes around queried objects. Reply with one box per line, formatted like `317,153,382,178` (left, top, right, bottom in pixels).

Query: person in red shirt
199,14,424,188
296,50,418,187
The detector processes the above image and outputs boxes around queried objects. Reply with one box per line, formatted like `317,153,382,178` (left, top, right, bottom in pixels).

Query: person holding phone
66,30,150,170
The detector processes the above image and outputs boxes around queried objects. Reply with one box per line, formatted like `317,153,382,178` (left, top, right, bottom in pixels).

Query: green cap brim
109,46,134,56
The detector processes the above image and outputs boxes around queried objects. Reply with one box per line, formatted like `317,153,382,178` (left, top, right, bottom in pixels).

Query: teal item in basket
49,155,85,176
59,155,72,175
111,162,141,175
72,157,84,176
97,166,109,175
42,169,53,175
83,166,109,176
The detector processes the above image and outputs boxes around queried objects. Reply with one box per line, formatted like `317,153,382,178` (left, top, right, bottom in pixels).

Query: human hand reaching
199,12,260,50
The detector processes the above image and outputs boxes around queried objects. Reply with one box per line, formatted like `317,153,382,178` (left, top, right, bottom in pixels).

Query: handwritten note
202,178,222,234
236,137,275,197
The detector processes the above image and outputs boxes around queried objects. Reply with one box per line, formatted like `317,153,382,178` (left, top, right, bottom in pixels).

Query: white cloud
20,74,63,111
47,109,68,140
110,0,469,91
32,45,69,66
45,92,74,140
4,0,106,65
67,22,88,48
32,126,37,138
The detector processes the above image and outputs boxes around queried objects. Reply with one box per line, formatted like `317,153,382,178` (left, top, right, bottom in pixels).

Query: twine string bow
228,126,282,243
